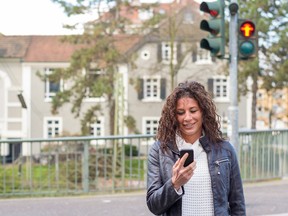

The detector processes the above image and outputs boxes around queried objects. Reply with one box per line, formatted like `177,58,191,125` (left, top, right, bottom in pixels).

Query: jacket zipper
215,158,229,166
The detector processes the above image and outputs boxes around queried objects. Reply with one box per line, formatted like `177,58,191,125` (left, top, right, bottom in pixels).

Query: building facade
0,1,251,144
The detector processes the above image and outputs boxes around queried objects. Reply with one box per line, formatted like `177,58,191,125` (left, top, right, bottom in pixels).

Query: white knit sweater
177,137,214,216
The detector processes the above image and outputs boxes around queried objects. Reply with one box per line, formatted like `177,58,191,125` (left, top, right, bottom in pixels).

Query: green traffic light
200,19,221,35
239,41,254,57
200,38,222,55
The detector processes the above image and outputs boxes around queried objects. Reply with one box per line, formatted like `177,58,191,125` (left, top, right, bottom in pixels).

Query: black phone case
180,149,194,167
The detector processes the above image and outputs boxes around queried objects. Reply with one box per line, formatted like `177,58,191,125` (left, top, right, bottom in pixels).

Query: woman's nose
184,112,192,121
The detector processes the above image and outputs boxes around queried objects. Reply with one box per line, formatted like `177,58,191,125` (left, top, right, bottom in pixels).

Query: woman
146,81,246,216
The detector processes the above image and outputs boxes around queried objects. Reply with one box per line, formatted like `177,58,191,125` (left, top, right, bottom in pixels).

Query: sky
0,0,92,35
0,0,205,36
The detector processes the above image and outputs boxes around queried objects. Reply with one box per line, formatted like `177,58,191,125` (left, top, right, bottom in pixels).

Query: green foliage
0,152,145,194
124,144,139,156
124,115,139,134
237,0,288,128
51,90,72,115
50,0,162,135
238,0,288,82
65,149,114,183
141,8,166,30
124,158,145,179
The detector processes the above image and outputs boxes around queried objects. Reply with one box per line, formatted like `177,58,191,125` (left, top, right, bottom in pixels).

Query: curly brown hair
156,80,225,150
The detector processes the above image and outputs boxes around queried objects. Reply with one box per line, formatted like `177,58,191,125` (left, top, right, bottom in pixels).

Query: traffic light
199,0,225,58
238,19,257,59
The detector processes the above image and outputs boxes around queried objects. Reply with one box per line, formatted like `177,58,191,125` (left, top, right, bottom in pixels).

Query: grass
0,157,147,195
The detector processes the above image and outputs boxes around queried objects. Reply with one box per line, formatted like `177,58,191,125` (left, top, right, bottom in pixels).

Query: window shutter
160,78,166,100
138,78,144,100
177,43,181,63
207,78,214,98
157,43,162,63
192,50,197,62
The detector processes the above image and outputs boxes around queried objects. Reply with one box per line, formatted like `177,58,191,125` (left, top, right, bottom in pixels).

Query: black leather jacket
146,135,246,216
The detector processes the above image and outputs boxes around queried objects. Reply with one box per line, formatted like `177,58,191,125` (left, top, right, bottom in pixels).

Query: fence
1,129,288,197
239,129,288,181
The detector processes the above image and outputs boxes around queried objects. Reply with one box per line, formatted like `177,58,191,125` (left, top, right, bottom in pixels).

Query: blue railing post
82,141,89,193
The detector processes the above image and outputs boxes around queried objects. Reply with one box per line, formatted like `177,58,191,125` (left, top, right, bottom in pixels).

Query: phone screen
180,149,194,167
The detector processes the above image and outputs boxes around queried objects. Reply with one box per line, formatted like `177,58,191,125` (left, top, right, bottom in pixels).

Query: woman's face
176,97,203,143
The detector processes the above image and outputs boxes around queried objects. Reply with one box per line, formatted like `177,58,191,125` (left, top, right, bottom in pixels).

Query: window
215,78,228,98
90,118,104,137
194,44,212,64
208,76,229,102
141,50,150,60
90,118,105,145
138,77,166,101
44,117,62,138
138,9,153,21
44,68,62,100
257,92,263,99
273,91,283,99
138,76,167,102
162,42,177,64
183,11,193,24
144,77,160,99
85,68,102,98
143,117,159,135
220,114,228,132
83,68,105,102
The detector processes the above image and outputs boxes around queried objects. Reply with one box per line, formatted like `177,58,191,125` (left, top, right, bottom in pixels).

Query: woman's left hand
171,153,196,190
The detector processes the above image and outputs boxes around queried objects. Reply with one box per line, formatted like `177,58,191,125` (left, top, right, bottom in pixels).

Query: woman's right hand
171,153,196,191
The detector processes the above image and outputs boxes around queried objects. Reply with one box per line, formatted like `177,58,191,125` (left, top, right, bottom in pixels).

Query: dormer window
184,12,193,24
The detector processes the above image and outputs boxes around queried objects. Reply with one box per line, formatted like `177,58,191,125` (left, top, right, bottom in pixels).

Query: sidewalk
0,178,287,216
262,214,288,216
244,178,288,216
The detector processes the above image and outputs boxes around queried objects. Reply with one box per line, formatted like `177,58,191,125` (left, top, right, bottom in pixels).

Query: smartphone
180,149,194,167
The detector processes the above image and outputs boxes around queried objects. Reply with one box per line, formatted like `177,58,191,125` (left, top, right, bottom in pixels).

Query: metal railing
1,129,288,197
239,129,288,181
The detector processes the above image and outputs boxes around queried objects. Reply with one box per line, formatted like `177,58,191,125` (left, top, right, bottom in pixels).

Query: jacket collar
166,134,211,154
199,135,211,152
167,141,179,155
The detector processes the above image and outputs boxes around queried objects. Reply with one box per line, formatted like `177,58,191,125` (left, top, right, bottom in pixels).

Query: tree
238,0,288,129
50,0,205,135
49,0,166,186
50,0,159,135
143,3,205,91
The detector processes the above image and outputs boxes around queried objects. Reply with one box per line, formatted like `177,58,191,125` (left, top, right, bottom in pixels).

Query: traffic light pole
228,1,239,155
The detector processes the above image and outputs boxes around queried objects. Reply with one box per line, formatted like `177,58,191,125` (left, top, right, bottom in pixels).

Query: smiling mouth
183,123,194,129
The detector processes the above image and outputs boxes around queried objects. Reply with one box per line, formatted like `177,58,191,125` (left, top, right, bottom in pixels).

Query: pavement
244,178,288,216
0,178,288,216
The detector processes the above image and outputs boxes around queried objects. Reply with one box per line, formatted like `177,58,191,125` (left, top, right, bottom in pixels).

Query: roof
0,34,141,63
113,34,142,54
0,35,31,58
0,0,204,63
24,36,80,62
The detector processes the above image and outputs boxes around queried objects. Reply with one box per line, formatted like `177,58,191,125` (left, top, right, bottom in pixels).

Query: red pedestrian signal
238,19,257,59
239,21,255,38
